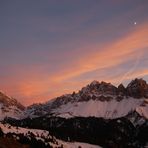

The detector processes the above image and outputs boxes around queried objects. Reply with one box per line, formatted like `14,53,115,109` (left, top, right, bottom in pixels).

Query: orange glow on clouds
3,23,148,106
1,1,148,106
50,23,148,82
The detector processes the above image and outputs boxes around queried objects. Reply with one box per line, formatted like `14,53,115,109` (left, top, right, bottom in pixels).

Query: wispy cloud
5,22,147,105
49,23,148,83
1,1,148,105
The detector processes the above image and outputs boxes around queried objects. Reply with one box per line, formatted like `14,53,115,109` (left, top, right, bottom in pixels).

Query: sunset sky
0,0,148,105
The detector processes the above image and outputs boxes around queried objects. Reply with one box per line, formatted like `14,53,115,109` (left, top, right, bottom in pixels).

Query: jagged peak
88,80,115,88
117,83,126,96
118,83,125,89
127,78,147,88
90,80,100,86
126,78,148,98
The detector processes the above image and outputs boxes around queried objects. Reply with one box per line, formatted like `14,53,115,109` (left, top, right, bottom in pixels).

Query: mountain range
25,78,148,119
0,78,147,120
0,78,148,148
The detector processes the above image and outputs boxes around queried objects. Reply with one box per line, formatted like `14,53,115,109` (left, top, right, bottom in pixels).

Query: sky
0,0,148,106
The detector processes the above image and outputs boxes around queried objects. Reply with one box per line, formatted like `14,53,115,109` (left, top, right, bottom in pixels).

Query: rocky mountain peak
81,80,117,96
118,83,125,90
126,78,148,98
118,83,126,95
127,78,147,87
90,80,100,86
98,81,117,95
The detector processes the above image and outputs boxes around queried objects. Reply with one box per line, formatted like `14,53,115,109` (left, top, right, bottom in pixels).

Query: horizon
0,0,148,105
1,77,147,107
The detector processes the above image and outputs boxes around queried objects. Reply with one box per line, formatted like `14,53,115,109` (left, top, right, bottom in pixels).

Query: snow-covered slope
50,98,145,119
0,92,25,120
0,123,102,148
25,78,148,120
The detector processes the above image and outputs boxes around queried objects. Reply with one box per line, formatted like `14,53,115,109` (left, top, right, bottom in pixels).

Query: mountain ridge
24,78,148,119
0,78,148,120
0,78,148,148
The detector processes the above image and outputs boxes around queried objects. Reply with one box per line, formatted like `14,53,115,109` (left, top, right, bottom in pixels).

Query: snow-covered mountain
1,78,148,148
0,78,147,120
0,91,25,120
24,78,148,120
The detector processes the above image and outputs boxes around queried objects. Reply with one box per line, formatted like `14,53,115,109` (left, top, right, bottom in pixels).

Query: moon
134,22,137,25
